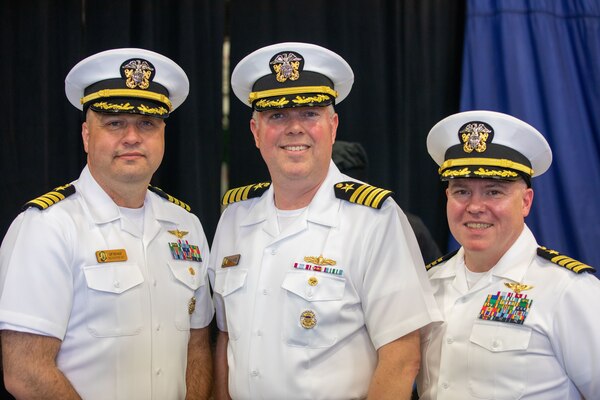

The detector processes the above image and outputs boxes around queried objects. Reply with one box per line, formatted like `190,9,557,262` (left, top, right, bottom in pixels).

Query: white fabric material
0,165,214,400
418,226,600,400
210,161,441,400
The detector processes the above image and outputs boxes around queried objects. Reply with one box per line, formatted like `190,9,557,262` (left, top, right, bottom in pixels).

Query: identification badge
95,249,128,263
222,254,241,268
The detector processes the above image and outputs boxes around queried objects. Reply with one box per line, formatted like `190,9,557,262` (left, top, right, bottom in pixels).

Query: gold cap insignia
504,282,534,294
121,58,155,89
270,52,303,83
304,255,336,266
460,122,491,153
300,310,317,329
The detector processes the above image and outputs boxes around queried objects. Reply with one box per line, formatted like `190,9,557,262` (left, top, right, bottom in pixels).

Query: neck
272,180,322,210
463,252,498,273
89,171,148,208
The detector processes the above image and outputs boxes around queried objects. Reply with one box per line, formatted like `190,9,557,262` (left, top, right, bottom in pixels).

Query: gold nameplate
95,249,128,263
222,254,241,268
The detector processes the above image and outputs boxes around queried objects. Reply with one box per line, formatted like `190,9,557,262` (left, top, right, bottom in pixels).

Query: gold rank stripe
148,185,191,212
23,184,76,211
537,246,596,274
222,183,270,205
29,191,66,209
550,255,590,274
349,184,392,209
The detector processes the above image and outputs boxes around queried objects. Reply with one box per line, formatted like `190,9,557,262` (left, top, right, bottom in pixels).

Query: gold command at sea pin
95,249,128,263
222,254,241,268
478,283,534,325
293,254,343,276
188,297,196,315
168,229,202,262
300,309,317,329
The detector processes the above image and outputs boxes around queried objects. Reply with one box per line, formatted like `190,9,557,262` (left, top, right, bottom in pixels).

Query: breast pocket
281,270,346,348
167,261,207,330
468,321,532,399
83,263,144,337
213,268,248,340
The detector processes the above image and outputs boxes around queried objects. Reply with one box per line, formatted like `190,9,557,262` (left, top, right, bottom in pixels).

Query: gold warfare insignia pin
504,282,534,294
120,58,155,90
188,297,196,315
304,255,336,266
95,249,128,263
460,122,492,153
300,310,317,329
222,254,241,268
269,51,303,82
168,229,189,239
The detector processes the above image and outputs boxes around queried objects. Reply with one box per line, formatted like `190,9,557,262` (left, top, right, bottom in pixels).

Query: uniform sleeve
552,273,600,398
190,213,215,329
360,203,442,349
207,209,229,333
0,209,75,339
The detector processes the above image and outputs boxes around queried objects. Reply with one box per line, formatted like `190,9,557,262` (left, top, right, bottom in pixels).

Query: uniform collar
239,160,343,230
75,165,179,225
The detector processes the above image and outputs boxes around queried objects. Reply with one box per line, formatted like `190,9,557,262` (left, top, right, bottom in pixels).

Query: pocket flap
83,263,144,294
167,262,205,290
282,270,345,301
214,269,248,297
470,321,532,352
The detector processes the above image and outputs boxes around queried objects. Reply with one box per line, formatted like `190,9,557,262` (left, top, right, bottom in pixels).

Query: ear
330,112,339,143
522,187,534,217
82,121,90,153
250,117,260,148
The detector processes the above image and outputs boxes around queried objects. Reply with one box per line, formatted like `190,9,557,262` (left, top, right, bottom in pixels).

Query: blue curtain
459,0,600,275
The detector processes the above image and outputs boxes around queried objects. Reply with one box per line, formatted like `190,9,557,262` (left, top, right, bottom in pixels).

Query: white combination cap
427,110,552,185
231,42,353,111
65,48,189,118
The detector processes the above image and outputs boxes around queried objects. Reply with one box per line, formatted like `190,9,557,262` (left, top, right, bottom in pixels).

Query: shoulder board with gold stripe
537,246,596,274
334,181,392,209
22,184,76,211
426,249,459,271
222,182,271,205
148,185,191,212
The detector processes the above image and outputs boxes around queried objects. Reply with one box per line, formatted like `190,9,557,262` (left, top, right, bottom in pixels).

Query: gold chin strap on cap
80,89,172,111
439,157,534,177
248,86,338,104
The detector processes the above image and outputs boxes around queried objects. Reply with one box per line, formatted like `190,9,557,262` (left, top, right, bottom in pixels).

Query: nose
285,113,304,135
122,124,142,145
466,192,486,214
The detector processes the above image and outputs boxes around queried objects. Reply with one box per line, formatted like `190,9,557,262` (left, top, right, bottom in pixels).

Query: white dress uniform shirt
210,161,441,400
0,165,214,400
418,226,600,400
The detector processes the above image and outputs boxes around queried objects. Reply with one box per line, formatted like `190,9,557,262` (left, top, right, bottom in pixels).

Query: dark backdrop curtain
227,0,466,252
0,0,224,243
460,0,600,275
